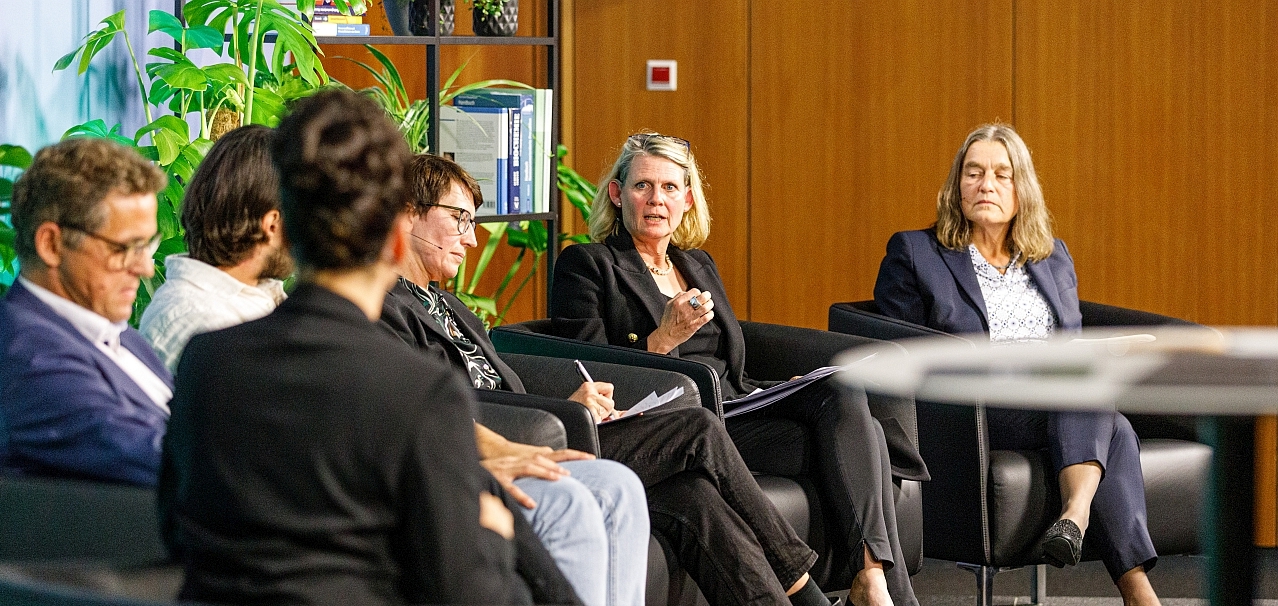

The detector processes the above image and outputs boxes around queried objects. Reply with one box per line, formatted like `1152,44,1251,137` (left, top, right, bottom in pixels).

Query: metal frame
955,563,1047,606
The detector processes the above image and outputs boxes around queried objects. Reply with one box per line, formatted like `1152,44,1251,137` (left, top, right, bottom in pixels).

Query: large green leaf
0,145,32,170
203,63,251,89
62,120,137,147
135,116,190,165
249,87,287,126
148,10,186,38
53,9,125,74
168,139,214,184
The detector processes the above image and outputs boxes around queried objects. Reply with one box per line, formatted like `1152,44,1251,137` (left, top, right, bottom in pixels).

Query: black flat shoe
1040,518,1083,568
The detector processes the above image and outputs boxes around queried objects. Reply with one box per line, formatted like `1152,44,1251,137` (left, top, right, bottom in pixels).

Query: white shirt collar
163,254,286,305
18,275,127,351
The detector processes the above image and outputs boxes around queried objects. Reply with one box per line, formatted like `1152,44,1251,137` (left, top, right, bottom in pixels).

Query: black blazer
380,280,527,393
549,231,764,397
160,283,522,606
873,228,1082,335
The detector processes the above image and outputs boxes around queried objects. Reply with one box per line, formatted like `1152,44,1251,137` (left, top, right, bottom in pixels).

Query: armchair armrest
491,322,725,418
829,301,973,346
501,353,701,414
475,397,568,451
474,391,597,455
1079,300,1198,327
0,476,166,566
741,321,927,478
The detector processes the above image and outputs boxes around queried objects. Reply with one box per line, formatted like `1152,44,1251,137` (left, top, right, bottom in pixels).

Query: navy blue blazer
0,279,172,486
873,229,1082,336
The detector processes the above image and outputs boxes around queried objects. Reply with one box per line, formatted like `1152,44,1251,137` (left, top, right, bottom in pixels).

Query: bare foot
848,567,893,606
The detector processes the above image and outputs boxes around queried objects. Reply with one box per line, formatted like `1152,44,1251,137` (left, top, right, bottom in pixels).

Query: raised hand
648,289,715,354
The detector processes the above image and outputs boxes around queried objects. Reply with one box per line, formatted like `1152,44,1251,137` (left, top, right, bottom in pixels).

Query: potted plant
47,0,337,323
382,0,455,36
469,0,517,37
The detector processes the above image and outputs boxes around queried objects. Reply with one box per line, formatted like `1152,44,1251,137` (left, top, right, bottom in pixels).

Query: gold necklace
645,253,674,276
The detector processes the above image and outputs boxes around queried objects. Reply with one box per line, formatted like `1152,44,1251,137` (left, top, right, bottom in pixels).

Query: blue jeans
515,459,649,606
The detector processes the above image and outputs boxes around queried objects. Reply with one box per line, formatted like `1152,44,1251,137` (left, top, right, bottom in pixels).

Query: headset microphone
410,232,446,251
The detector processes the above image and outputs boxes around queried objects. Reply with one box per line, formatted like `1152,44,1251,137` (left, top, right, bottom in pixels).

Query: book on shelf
452,88,554,216
439,105,508,216
453,89,536,215
532,89,554,213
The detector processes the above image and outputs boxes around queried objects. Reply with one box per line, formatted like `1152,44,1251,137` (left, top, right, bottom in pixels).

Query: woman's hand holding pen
648,289,714,354
569,379,617,422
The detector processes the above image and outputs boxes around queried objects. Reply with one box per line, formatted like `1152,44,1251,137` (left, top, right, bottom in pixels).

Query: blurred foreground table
837,327,1278,605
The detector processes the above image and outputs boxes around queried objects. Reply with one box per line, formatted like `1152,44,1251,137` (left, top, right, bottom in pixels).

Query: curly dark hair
12,137,166,267
182,125,278,267
270,89,411,271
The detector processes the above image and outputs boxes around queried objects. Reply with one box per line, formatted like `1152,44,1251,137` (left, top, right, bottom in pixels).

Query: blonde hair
587,133,711,249
935,123,1055,263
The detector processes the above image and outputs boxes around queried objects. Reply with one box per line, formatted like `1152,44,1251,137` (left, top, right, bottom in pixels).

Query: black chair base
955,562,1047,606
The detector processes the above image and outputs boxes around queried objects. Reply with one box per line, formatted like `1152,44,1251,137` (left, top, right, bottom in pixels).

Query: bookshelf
315,0,562,289
189,0,563,295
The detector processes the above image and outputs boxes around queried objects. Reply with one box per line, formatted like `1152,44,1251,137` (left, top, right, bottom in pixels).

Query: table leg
1200,416,1255,605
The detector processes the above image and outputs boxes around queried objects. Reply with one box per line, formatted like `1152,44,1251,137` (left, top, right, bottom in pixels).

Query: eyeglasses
423,203,477,235
60,224,162,271
627,133,691,153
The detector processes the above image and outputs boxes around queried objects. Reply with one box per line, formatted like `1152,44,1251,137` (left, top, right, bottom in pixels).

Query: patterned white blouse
968,244,1057,343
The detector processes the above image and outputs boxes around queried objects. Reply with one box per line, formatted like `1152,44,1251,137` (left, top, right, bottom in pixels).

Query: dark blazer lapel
438,289,526,394
10,281,170,414
605,232,669,329
669,247,746,377
121,330,174,389
1025,259,1066,327
938,244,989,320
398,281,453,345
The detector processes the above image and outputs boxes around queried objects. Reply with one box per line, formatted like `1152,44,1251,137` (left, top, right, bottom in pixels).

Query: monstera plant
47,0,354,324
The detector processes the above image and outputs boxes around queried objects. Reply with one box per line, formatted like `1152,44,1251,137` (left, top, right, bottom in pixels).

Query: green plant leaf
0,145,32,170
156,183,184,240
135,116,190,165
249,87,286,126
156,236,187,260
168,139,213,184
148,9,186,38
203,63,251,89
62,120,136,147
154,62,209,90
454,291,499,316
54,10,127,74
185,25,226,50
365,45,409,110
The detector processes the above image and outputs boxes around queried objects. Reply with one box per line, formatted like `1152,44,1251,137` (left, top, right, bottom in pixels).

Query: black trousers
988,408,1157,583
598,406,818,606
725,379,918,606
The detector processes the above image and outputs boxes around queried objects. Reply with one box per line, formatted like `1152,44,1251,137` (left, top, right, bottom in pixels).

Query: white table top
835,327,1278,415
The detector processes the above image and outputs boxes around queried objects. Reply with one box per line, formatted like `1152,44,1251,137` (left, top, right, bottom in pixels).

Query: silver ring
688,296,702,310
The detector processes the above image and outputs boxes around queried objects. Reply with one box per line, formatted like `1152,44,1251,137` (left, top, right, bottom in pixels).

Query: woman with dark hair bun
159,89,548,606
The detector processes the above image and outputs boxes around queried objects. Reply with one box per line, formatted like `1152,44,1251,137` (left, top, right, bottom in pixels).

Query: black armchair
490,319,925,604
828,301,1212,605
0,475,180,601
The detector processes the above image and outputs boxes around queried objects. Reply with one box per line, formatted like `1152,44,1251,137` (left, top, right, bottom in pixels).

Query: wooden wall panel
748,1,1014,329
570,0,750,311
1014,1,1278,326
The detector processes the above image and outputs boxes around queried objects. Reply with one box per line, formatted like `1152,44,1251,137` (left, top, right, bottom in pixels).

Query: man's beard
258,242,295,281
